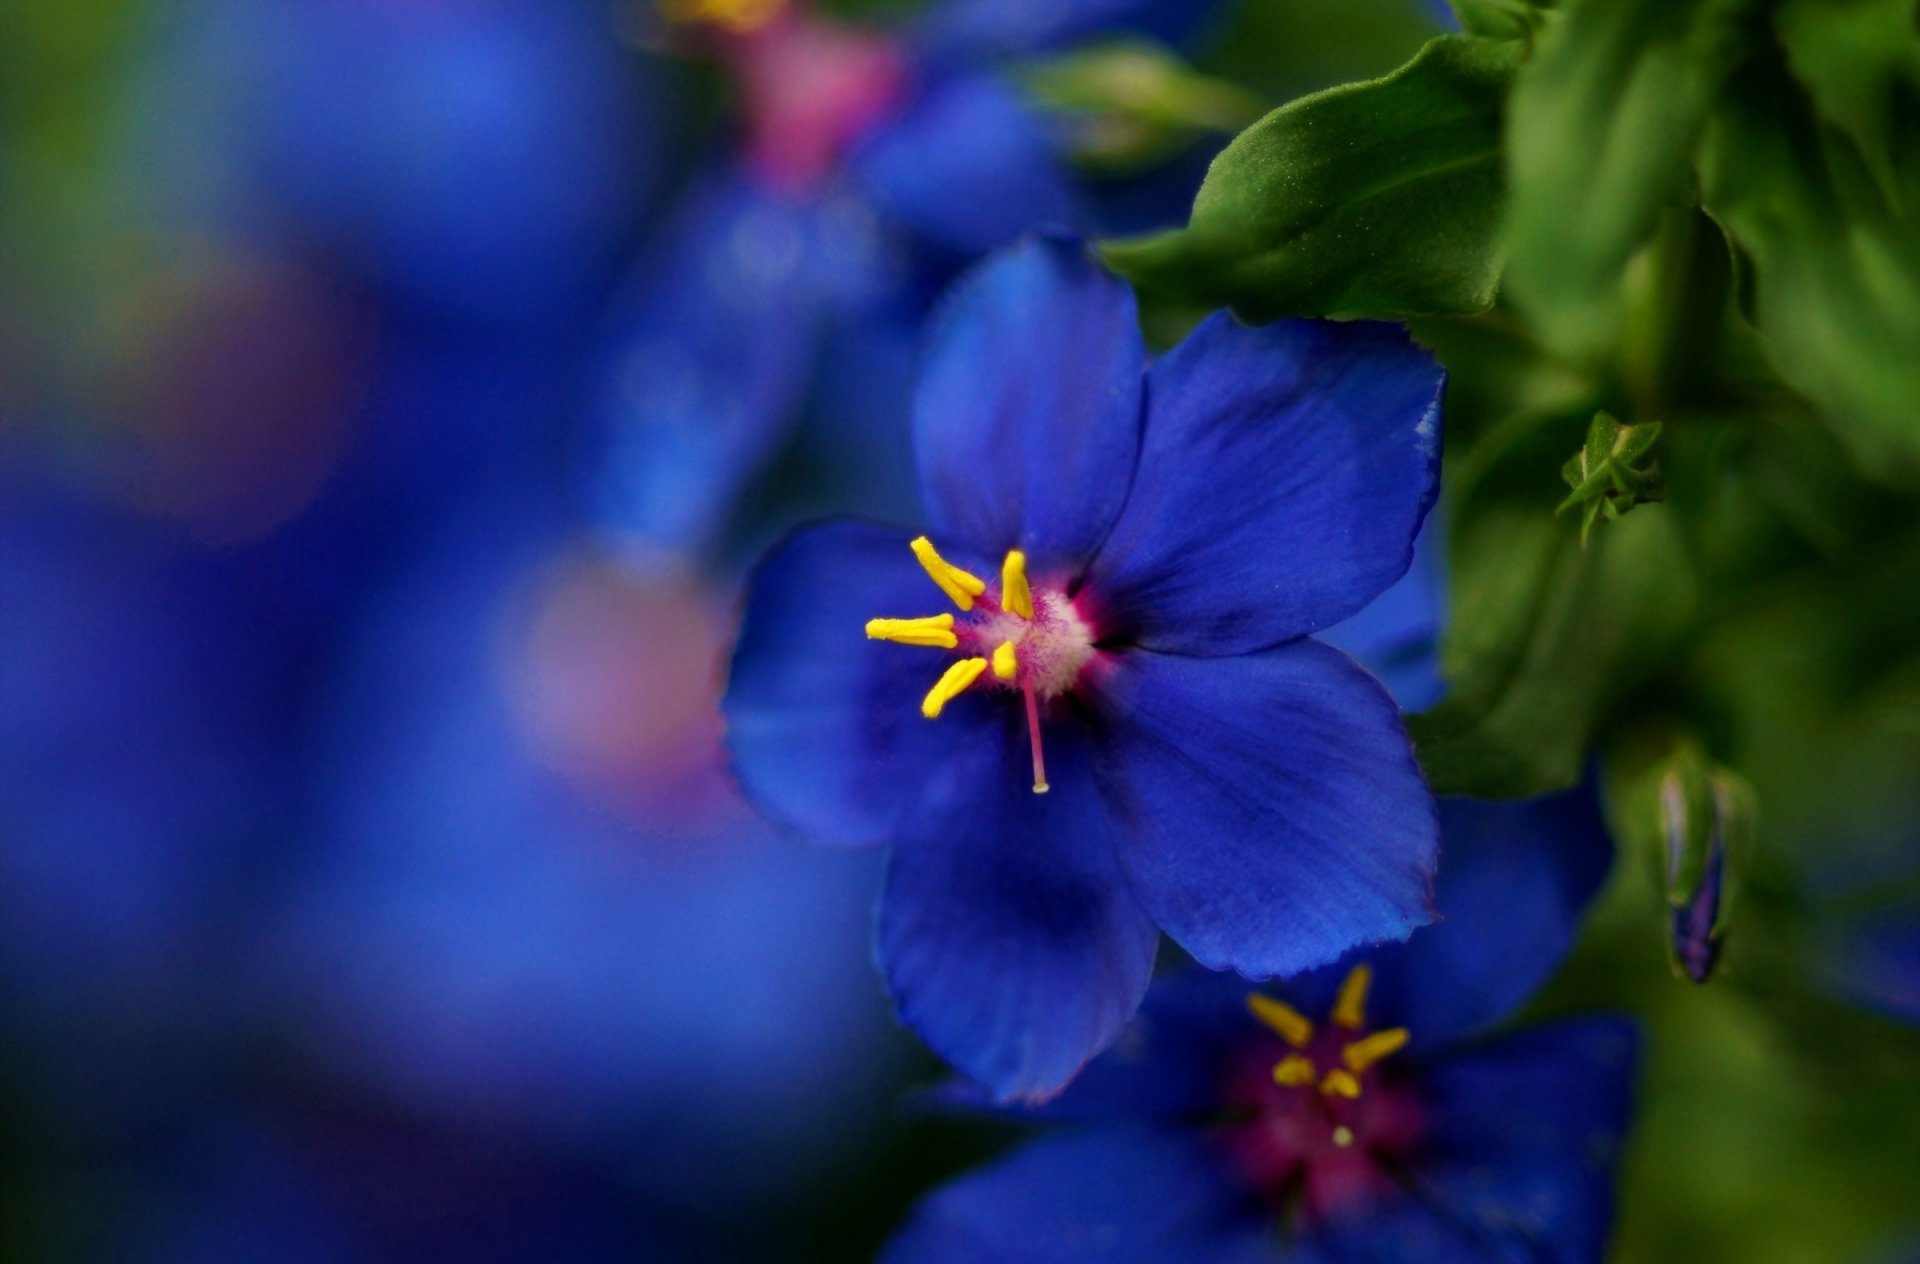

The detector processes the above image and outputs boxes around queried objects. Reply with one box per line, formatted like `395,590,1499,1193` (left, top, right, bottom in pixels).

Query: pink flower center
863,537,1100,793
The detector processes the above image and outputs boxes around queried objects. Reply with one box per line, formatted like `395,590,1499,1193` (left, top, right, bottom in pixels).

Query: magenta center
1219,1028,1426,1223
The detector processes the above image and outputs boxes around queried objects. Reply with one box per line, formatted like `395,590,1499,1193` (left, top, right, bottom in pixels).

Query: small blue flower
884,790,1638,1264
590,0,1236,553
725,236,1447,1101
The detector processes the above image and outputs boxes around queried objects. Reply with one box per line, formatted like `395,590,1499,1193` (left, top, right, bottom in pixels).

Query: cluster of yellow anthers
865,537,1033,719
657,0,785,34
1247,964,1410,1101
865,536,1053,794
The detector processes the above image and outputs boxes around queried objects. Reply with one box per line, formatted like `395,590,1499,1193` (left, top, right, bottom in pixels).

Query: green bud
1608,738,1753,983
1448,0,1553,42
1020,41,1264,171
1558,411,1665,546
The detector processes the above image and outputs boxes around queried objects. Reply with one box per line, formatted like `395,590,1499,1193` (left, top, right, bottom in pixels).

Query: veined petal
851,74,1078,258
1272,787,1615,1051
913,235,1146,578
1086,314,1443,656
927,970,1255,1125
880,1124,1280,1264
586,166,825,554
725,519,990,847
877,721,1159,1103
1408,1018,1641,1264
1096,640,1438,979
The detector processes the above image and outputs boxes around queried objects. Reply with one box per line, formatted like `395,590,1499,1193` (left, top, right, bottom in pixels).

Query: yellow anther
921,657,988,719
992,640,1019,681
1341,1027,1410,1074
1246,994,1314,1049
1332,964,1372,1030
1331,1125,1356,1149
911,537,986,611
1272,1055,1316,1087
1320,1069,1362,1099
657,0,785,32
1000,550,1033,619
865,615,958,649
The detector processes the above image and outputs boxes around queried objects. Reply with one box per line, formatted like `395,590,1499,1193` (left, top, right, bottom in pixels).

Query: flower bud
1655,749,1752,983
1609,738,1753,984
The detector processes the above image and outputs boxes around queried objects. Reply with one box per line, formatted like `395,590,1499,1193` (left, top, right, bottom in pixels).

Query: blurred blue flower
885,789,1637,1264
171,0,657,325
253,488,901,1205
588,0,1236,554
0,456,295,1122
1811,893,1920,1026
726,236,1445,1102
112,1107,692,1264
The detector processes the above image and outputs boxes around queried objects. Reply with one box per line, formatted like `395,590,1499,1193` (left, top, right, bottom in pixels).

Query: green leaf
1697,48,1920,479
1102,35,1522,321
1502,0,1754,359
1774,0,1920,208
1410,415,1697,798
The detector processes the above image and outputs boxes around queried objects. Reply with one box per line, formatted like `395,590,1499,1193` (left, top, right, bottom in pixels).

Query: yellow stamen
1000,550,1033,619
992,640,1019,681
865,615,958,649
1332,964,1372,1030
657,0,785,32
1331,1125,1355,1149
921,657,987,719
911,537,986,611
1272,1055,1316,1087
1320,1069,1362,1099
1246,994,1314,1049
1341,1027,1410,1074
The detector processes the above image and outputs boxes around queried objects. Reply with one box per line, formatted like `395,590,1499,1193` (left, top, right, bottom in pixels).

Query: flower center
1225,965,1424,1220
659,0,911,193
863,536,1095,794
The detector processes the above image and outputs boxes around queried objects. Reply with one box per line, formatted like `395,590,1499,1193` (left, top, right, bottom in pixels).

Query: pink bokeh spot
717,5,912,194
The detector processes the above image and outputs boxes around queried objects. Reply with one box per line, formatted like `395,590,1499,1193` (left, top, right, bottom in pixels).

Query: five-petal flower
883,790,1638,1263
726,235,1448,1101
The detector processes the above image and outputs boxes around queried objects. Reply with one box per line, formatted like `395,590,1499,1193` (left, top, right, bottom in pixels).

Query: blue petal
963,969,1255,1124
586,167,825,555
1095,640,1438,979
912,235,1146,575
1410,1018,1641,1264
913,0,1234,60
1085,314,1443,656
1346,788,1614,1050
725,519,989,847
877,719,1159,1103
880,1124,1278,1264
852,74,1078,257
1320,512,1447,712
1301,1199,1531,1264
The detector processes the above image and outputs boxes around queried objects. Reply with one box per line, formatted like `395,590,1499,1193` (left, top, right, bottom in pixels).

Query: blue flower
256,494,902,1205
884,789,1638,1264
725,236,1447,1101
588,0,1235,554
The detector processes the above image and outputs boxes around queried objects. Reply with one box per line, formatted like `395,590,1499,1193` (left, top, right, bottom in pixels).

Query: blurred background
2,0,1918,1261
